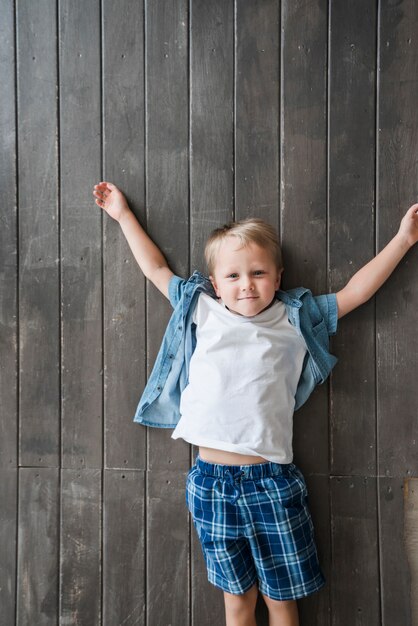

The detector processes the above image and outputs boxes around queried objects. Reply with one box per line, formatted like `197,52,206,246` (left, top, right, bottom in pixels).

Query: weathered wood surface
1,0,417,624
18,0,60,469
103,469,145,625
0,469,17,626
328,3,380,622
102,0,146,472
0,2,17,623
377,3,418,625
331,477,380,625
60,0,102,471
17,469,59,625
60,470,101,625
0,0,17,472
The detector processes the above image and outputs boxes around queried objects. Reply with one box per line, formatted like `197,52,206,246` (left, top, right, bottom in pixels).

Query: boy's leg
260,595,299,626
223,584,259,626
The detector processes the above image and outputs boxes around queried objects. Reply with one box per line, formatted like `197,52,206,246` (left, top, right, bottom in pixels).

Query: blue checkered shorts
185,455,325,601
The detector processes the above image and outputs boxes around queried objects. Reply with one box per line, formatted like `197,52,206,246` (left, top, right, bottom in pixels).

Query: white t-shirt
171,293,308,463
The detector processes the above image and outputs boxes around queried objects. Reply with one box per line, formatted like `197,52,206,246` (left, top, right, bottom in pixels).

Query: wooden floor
1,0,417,624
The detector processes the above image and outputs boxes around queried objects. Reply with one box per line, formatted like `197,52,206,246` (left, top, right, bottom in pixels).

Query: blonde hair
204,218,283,276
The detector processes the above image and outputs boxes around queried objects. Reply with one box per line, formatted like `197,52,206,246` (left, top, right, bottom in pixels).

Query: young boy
93,181,418,626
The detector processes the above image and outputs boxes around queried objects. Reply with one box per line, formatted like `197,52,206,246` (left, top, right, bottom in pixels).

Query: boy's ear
275,268,284,290
209,275,221,298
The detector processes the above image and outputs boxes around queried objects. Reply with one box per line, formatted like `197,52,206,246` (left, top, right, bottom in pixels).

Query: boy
93,181,418,626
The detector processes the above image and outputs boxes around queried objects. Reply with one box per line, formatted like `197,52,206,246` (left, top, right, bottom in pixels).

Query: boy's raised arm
336,203,418,319
93,181,174,299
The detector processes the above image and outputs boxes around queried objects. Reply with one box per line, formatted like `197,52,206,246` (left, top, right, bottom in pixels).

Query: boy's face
209,237,283,317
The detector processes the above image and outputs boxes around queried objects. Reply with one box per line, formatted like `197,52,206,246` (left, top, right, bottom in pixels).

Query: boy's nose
241,277,254,290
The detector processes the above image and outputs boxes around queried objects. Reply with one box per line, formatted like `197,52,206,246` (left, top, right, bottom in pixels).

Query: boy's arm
93,181,174,299
336,203,418,319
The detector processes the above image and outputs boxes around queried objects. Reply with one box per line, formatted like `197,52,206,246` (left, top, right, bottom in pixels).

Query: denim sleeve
168,274,187,309
313,293,338,336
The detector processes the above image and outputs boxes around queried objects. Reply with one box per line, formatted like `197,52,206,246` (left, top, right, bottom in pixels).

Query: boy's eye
253,270,265,276
228,273,239,279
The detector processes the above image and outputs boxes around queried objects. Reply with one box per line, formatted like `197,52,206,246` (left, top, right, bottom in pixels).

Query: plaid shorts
185,454,325,601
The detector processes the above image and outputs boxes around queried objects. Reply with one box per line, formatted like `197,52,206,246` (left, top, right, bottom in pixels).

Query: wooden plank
379,478,411,625
235,0,279,226
281,0,330,479
328,0,377,476
376,0,418,478
404,479,418,626
190,0,234,264
102,0,146,471
189,1,234,623
146,0,190,473
60,469,101,625
331,476,380,625
143,1,191,622
0,468,17,626
147,469,190,625
16,468,59,625
281,0,328,291
59,0,102,469
0,0,17,470
377,5,418,621
17,0,59,468
103,469,145,625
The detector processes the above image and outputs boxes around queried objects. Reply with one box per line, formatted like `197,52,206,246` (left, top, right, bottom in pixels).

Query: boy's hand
93,181,130,223
397,203,418,248
93,180,174,299
336,202,418,319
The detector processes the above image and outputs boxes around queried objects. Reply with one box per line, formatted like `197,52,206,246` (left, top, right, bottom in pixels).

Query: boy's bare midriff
199,446,268,465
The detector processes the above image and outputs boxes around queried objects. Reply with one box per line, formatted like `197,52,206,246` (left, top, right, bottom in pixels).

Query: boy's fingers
97,181,116,190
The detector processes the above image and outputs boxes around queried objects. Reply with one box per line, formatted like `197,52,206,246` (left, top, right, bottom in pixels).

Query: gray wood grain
377,2,418,623
144,1,192,623
281,0,330,477
145,0,189,473
59,0,102,470
103,469,145,626
190,0,234,268
405,479,418,626
102,0,146,472
60,469,101,625
16,468,59,625
379,478,411,626
17,0,59,468
0,469,17,626
0,0,17,470
235,0,279,226
147,469,190,625
331,476,380,625
328,0,377,477
376,0,418,478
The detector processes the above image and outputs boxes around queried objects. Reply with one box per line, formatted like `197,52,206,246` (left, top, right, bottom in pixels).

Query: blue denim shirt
133,271,338,427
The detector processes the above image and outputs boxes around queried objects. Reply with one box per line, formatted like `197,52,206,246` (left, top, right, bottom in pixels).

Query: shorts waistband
195,454,295,480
